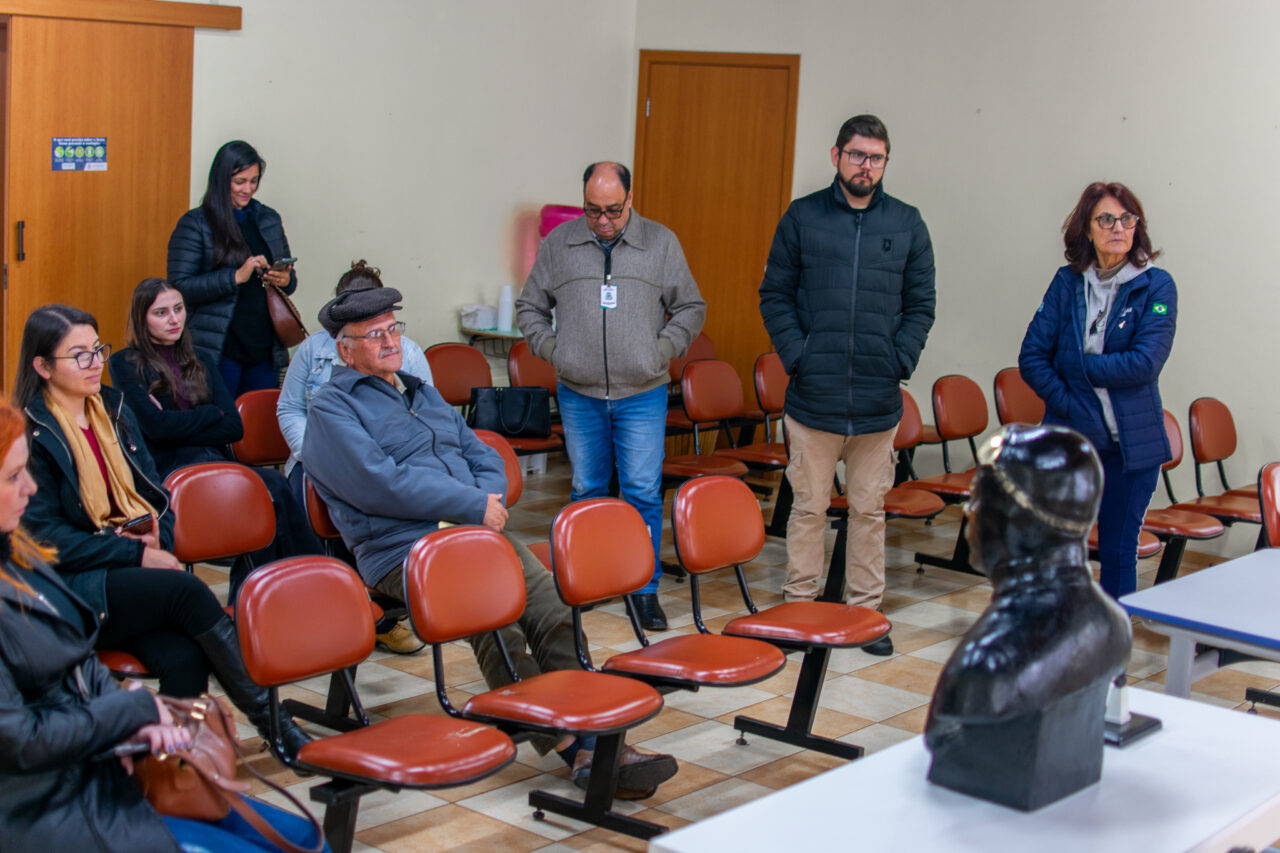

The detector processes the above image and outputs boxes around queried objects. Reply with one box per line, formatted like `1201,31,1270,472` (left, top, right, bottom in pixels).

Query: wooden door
2,14,193,385
633,50,798,395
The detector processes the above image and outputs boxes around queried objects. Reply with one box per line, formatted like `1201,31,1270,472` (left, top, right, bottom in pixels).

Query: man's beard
840,172,877,198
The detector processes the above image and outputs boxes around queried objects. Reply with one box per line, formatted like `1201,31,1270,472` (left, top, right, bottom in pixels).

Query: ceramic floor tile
819,674,931,721
355,803,549,852
715,695,873,739
857,655,945,695
883,570,971,601
887,600,981,634
908,637,962,664
638,720,803,775
662,684,777,719
737,749,848,789
456,775,642,841
654,777,776,822
837,722,918,754
256,778,448,832
294,662,434,710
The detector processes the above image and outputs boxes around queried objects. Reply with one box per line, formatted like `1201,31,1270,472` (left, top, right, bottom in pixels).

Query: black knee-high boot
193,617,311,760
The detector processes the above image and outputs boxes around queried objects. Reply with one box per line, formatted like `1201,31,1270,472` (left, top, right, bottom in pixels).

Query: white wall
191,1,1278,550
190,0,637,345
635,0,1280,548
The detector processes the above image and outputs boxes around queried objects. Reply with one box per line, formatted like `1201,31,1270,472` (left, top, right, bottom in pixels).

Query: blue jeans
1096,447,1161,599
165,798,329,852
557,383,666,593
219,357,278,398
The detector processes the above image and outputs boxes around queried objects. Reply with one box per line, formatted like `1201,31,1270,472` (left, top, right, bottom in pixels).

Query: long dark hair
123,278,211,405
13,305,99,411
200,140,266,269
1062,181,1161,273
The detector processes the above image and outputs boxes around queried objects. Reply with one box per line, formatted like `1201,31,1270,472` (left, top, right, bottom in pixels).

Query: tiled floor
204,455,1280,852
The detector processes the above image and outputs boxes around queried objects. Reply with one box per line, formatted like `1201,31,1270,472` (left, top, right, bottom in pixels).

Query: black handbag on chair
466,387,552,439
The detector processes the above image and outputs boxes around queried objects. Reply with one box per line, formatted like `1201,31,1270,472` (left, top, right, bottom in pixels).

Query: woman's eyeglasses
1094,212,1139,230
52,344,111,369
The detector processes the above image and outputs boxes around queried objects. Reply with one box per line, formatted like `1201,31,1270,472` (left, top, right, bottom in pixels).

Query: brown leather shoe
572,744,678,796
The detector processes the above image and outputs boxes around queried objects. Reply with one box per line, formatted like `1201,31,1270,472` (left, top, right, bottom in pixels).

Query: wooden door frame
633,49,799,220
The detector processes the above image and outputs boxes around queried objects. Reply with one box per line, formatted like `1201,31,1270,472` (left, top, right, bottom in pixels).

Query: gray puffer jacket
516,212,705,400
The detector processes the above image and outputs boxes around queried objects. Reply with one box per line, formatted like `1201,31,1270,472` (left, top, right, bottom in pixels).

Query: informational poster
52,137,107,171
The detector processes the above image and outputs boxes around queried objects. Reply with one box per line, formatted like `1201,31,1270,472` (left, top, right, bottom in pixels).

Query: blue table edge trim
1120,603,1280,652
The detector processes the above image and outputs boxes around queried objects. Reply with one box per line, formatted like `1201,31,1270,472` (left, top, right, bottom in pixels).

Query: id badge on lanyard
601,275,618,309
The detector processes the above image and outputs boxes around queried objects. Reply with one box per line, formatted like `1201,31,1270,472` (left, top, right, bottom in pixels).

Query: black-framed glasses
841,148,888,169
52,343,111,369
1094,212,1139,230
342,321,406,341
583,204,627,220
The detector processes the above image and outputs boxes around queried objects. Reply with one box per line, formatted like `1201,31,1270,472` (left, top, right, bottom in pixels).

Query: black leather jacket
23,386,175,621
0,545,176,851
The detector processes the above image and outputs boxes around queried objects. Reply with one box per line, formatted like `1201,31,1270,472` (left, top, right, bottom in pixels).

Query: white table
650,690,1280,853
1120,548,1280,697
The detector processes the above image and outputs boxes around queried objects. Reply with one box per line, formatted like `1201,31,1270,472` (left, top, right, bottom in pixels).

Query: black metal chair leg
310,780,370,853
527,732,666,840
1152,537,1188,585
766,474,794,538
734,646,863,761
914,515,979,575
284,666,368,733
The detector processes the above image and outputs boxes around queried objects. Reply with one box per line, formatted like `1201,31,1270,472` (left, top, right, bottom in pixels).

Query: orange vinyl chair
1164,409,1264,548
665,331,718,439
423,342,493,414
230,389,290,467
754,352,788,439
689,360,788,473
1189,397,1260,498
660,361,750,497
901,375,989,574
993,367,1045,425
473,429,551,569
1088,525,1163,560
403,526,668,840
1261,462,1280,549
238,556,517,853
507,339,563,437
673,476,890,759
549,497,786,706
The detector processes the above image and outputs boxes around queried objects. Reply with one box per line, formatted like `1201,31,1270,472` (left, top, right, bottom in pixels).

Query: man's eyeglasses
583,204,627,220
52,343,111,369
343,321,406,341
842,149,888,169
1094,212,1139,231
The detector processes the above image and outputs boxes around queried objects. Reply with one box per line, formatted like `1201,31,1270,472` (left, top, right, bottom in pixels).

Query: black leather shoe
631,593,668,632
861,633,894,656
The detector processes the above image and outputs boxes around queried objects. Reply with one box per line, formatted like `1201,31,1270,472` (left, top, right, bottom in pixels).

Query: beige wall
192,1,1277,550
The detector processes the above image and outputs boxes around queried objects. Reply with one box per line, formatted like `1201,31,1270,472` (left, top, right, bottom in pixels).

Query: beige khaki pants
782,416,897,607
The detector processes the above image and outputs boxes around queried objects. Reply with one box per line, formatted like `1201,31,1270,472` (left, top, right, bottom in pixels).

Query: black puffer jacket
0,548,175,852
759,181,936,435
166,198,297,370
23,386,175,622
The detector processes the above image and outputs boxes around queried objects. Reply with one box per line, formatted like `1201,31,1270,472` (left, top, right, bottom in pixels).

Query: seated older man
301,285,676,797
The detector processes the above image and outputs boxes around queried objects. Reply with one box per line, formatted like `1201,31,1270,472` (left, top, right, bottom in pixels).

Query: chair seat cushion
828,487,945,519
724,602,890,648
1088,525,1162,557
919,425,941,444
901,471,974,498
714,444,786,467
1142,508,1225,539
663,456,748,479
98,650,151,676
506,435,564,453
1170,494,1262,524
602,634,785,685
297,714,515,787
462,669,662,733
1226,485,1259,498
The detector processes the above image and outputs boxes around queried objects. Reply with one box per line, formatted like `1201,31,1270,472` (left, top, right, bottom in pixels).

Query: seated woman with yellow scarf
13,304,309,758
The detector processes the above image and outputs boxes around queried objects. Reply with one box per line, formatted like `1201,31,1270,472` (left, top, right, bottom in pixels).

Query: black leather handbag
466,387,552,438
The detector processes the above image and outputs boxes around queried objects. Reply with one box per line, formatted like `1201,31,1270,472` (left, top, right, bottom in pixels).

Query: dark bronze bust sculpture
924,423,1131,811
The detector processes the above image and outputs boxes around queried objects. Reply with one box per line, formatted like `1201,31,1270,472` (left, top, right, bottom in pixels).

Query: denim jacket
277,329,432,476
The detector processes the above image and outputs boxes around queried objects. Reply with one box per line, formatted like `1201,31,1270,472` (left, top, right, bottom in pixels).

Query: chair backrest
550,498,654,606
681,359,744,423
424,343,492,407
237,556,375,686
932,374,988,440
474,429,522,507
672,476,765,573
993,367,1045,425
897,389,925,451
231,389,290,466
303,476,342,540
1260,462,1280,548
1189,397,1237,464
667,331,717,383
404,527,526,644
507,340,556,395
1162,409,1183,471
753,352,787,416
164,462,275,562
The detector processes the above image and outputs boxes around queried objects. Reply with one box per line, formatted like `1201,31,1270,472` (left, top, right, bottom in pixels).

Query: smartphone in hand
118,514,154,536
270,257,297,271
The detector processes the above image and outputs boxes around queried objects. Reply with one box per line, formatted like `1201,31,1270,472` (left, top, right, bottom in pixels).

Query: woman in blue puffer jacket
1018,181,1177,598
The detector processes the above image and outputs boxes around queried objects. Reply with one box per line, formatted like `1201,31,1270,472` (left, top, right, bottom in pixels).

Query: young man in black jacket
758,115,936,656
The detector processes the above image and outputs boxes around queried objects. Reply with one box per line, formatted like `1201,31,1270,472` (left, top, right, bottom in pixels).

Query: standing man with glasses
759,115,936,655
516,162,706,631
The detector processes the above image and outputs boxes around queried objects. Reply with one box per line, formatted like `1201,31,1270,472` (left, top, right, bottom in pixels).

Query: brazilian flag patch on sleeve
1152,303,1168,314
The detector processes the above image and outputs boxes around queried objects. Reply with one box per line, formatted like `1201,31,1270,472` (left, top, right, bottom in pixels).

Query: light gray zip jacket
516,212,706,400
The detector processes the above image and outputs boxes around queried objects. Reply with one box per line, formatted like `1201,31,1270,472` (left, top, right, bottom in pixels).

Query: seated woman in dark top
0,401,325,851
109,278,320,600
14,303,309,758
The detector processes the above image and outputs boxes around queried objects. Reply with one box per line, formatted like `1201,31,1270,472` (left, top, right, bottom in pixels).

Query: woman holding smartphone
167,140,297,395
14,303,310,758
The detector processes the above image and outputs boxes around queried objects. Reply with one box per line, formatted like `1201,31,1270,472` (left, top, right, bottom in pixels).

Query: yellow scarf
43,391,155,528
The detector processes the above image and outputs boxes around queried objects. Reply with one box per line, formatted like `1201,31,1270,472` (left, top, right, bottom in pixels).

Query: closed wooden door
2,15,193,384
633,50,798,394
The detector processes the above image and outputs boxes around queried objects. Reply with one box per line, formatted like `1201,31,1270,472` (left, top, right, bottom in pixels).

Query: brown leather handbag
135,695,323,853
266,283,308,348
